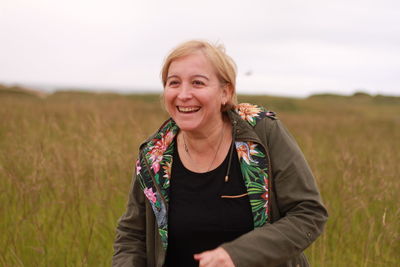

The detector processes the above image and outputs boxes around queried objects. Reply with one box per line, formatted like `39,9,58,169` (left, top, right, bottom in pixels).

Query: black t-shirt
165,141,253,267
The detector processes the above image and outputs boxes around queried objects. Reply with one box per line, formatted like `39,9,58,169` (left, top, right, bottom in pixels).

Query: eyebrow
166,74,209,80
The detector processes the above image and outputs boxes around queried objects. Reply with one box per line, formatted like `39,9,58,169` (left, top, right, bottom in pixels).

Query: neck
177,115,233,173
181,116,226,154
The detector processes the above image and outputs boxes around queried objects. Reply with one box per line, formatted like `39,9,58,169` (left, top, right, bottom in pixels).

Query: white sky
1,0,399,97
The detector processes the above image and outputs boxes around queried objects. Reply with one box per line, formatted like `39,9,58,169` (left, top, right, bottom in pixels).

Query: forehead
168,52,217,76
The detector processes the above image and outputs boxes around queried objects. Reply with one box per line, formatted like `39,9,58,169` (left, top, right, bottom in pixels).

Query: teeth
178,106,200,113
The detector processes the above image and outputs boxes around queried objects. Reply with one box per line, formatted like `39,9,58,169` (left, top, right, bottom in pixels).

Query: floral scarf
136,103,276,248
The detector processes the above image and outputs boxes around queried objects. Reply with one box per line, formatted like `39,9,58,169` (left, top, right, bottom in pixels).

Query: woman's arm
221,118,328,267
112,170,147,267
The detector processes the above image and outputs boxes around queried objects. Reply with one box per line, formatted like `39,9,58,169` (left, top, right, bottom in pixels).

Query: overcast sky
1,0,399,97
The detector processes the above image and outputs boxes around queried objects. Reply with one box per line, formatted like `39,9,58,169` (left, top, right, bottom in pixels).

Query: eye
167,80,180,87
192,80,205,87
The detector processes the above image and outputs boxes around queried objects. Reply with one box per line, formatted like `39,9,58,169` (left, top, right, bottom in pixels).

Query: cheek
163,90,175,112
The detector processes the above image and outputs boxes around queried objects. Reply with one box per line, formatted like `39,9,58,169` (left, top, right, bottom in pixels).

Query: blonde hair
161,40,237,111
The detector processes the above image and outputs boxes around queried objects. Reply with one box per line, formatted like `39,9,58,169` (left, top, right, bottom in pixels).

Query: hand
194,247,235,267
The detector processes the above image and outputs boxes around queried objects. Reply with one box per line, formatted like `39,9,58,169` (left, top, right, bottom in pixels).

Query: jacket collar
227,109,260,142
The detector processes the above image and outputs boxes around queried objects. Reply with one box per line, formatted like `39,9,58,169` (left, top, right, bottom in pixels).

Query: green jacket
113,104,328,267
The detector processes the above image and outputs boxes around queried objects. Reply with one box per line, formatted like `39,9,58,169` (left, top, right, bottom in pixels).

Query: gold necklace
182,123,225,172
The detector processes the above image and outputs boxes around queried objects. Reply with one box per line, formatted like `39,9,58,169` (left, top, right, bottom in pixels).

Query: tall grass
1,92,399,266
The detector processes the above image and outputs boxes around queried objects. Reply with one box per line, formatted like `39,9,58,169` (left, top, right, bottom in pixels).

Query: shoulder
226,103,278,147
233,102,278,135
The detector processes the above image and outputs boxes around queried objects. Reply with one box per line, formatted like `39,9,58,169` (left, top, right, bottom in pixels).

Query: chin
171,115,202,132
176,123,199,133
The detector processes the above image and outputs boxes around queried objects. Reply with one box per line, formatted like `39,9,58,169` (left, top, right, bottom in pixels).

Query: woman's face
164,52,230,134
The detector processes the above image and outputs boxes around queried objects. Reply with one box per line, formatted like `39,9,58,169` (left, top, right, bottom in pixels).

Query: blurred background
1,0,399,97
1,1,399,266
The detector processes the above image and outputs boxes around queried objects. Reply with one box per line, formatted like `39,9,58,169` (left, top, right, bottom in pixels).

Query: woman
113,40,328,267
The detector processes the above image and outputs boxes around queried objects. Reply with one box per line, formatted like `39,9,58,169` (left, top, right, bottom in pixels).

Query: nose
177,82,192,101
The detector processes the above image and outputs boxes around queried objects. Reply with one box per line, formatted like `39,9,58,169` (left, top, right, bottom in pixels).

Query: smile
177,106,201,113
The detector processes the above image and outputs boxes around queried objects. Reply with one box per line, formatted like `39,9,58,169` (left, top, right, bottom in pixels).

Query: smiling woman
112,40,328,267
163,52,228,135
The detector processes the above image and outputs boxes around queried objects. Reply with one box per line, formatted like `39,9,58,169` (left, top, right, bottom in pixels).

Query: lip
177,106,201,113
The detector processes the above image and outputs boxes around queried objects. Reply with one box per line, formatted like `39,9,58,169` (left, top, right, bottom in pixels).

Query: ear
221,83,233,104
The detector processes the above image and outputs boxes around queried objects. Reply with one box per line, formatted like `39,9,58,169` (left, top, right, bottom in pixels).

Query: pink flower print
236,142,258,164
148,130,175,174
163,161,172,180
149,148,163,173
266,111,275,117
164,130,174,146
261,176,269,215
236,103,261,123
136,159,141,175
237,144,250,164
144,187,157,203
248,143,257,155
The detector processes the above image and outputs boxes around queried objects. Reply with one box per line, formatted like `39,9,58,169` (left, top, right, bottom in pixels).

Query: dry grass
1,91,399,266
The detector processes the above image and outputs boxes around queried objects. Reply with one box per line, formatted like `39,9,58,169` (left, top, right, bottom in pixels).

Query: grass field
1,89,399,266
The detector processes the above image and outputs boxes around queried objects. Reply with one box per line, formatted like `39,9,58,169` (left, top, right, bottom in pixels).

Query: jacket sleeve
112,168,147,267
221,119,328,267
